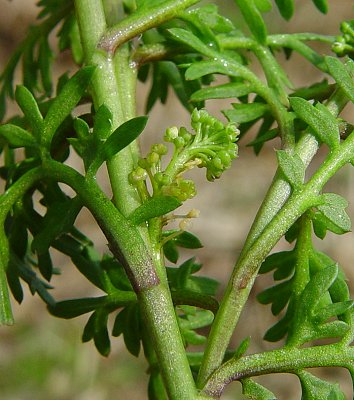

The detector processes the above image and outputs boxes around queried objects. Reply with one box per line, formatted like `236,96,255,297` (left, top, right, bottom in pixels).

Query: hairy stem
74,2,199,397
98,0,201,53
198,128,354,386
202,344,354,397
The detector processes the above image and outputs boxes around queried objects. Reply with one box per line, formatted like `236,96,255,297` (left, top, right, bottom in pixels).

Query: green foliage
242,378,276,400
0,1,353,399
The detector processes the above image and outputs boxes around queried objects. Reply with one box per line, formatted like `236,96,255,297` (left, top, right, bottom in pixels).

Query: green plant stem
74,3,199,397
197,128,354,386
242,87,349,257
98,0,201,53
75,0,141,216
201,344,354,397
292,214,312,299
219,33,335,72
46,161,200,399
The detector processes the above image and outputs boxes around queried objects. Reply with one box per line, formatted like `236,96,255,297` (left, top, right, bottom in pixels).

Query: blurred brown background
0,1,353,399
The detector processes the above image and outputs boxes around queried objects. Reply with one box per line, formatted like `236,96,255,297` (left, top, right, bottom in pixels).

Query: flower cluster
332,20,354,58
129,109,239,202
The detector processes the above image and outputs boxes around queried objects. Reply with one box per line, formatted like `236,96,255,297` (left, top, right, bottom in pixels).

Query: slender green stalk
291,214,312,299
74,2,200,398
241,87,349,257
198,129,354,386
201,344,354,397
75,0,141,216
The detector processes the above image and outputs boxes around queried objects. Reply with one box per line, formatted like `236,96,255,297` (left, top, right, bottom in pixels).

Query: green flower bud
129,167,148,183
155,172,171,186
147,151,160,165
191,108,201,123
174,136,185,148
179,127,192,144
218,150,231,167
138,158,149,169
151,143,168,155
164,126,179,142
213,157,223,170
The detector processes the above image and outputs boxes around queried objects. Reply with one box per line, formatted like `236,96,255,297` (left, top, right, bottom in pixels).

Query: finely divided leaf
31,197,82,255
167,28,215,57
234,0,268,44
0,124,37,148
290,97,339,149
15,85,43,134
242,378,276,399
101,116,148,161
291,264,351,343
93,104,113,140
299,371,345,400
274,0,294,20
42,66,95,147
224,103,269,124
276,150,305,188
317,193,351,234
312,0,328,14
191,82,254,102
128,195,181,225
48,296,107,319
325,56,354,103
186,61,232,81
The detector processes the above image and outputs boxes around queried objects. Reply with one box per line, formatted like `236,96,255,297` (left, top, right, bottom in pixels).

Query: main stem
74,2,198,398
198,116,354,387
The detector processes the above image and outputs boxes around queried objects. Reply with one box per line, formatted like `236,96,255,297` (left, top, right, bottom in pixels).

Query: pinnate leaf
317,193,351,234
276,150,305,188
274,0,294,20
224,103,269,124
290,97,339,149
312,0,328,14
31,197,82,255
15,85,43,133
325,56,354,103
49,296,107,319
186,60,234,81
128,195,181,225
191,82,254,102
100,116,148,161
299,371,345,400
167,28,214,57
234,0,267,44
242,378,276,399
0,124,37,148
42,66,95,147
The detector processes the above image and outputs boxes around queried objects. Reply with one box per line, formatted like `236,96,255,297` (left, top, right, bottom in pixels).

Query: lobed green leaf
234,0,268,44
190,82,254,102
48,296,107,319
15,85,43,134
42,66,95,147
167,28,215,57
128,195,181,225
312,0,328,14
276,150,305,189
224,103,269,124
325,56,354,103
0,124,37,148
31,197,82,255
290,97,339,149
317,193,351,234
100,115,148,163
242,378,276,400
299,371,345,400
274,0,294,20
